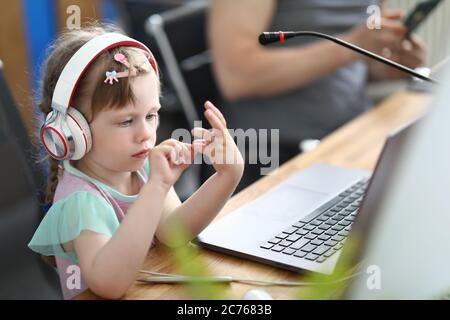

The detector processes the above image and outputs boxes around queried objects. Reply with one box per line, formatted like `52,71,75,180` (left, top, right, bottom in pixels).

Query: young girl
28,25,244,300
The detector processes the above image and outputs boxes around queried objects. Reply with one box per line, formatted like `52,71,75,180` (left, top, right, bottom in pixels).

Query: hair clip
104,51,157,85
104,53,137,85
114,53,130,68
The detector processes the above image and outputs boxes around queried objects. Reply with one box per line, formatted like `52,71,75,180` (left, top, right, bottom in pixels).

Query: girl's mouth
132,149,150,158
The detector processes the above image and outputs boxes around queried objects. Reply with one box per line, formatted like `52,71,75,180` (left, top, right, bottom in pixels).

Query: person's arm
208,0,359,101
156,102,244,246
72,140,193,299
73,180,168,299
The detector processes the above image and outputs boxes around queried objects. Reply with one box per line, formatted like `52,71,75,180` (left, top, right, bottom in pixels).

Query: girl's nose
136,121,153,143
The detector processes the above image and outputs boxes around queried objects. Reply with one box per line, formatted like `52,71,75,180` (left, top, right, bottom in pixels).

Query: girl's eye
146,113,158,121
120,119,132,126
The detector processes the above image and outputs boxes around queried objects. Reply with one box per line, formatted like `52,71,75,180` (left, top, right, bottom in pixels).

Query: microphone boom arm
259,31,437,84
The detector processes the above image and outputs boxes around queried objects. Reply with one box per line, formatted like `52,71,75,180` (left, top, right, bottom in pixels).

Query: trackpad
247,185,329,222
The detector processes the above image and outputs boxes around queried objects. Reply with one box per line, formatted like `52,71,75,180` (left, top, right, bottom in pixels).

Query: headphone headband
41,32,157,161
52,33,156,114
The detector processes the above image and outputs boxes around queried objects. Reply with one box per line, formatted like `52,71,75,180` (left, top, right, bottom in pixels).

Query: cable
138,269,362,287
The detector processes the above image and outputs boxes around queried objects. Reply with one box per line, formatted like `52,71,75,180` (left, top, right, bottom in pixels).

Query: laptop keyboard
260,178,370,263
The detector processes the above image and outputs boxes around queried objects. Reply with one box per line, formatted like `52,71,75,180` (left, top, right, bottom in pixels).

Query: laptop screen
342,63,450,299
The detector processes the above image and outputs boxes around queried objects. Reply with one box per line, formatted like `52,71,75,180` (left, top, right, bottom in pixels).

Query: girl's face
84,72,160,173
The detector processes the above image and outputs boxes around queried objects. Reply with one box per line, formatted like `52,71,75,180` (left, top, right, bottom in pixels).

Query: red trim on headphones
67,113,88,151
41,126,68,159
279,31,285,43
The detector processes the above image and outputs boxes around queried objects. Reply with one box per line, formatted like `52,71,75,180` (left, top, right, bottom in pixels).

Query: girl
28,25,244,300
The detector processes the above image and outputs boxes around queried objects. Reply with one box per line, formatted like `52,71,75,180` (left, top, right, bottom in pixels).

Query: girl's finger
181,143,192,164
191,127,213,141
204,101,227,128
204,108,225,132
161,138,181,148
192,139,207,155
170,148,180,165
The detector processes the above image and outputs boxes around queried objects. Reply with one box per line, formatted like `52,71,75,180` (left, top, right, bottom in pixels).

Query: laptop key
339,230,350,237
279,240,292,247
305,253,319,261
338,220,352,227
324,239,338,247
300,243,317,253
275,233,288,239
313,245,330,256
290,238,310,250
325,229,339,236
302,225,315,231
292,221,305,228
331,224,345,231
299,213,319,223
339,190,351,196
337,213,348,219
316,256,327,263
323,249,337,258
318,224,331,230
332,235,345,242
296,229,309,236
311,239,323,246
271,245,285,252
310,220,322,226
323,211,334,217
293,250,307,258
260,242,274,249
286,234,302,242
268,237,281,244
304,233,317,240
311,228,324,235
318,234,331,241
282,226,298,235
282,248,296,255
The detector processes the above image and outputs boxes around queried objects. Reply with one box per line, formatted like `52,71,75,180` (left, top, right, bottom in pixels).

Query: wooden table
76,91,430,300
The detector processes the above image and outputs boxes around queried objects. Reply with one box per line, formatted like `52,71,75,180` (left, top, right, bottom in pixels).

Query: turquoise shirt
28,159,152,299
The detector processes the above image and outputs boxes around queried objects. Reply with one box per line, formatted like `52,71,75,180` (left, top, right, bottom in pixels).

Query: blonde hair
37,23,159,203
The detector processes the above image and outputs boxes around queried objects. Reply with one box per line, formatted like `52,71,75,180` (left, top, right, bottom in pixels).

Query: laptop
194,64,450,288
193,138,383,275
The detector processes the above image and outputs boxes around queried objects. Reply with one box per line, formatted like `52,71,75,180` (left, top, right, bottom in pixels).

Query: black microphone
259,31,437,84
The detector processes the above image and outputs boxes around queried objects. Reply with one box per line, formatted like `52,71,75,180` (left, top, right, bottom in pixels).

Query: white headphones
40,33,157,160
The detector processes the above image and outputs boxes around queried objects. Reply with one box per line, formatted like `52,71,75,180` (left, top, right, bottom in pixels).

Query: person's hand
346,9,426,79
191,101,244,181
148,139,201,188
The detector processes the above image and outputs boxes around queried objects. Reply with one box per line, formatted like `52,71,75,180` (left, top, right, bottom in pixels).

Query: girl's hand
192,101,244,181
148,139,202,188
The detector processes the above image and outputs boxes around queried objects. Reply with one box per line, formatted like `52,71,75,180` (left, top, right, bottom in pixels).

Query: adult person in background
208,0,425,189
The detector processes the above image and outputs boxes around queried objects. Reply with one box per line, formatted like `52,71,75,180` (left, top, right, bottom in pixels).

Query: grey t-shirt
223,0,378,148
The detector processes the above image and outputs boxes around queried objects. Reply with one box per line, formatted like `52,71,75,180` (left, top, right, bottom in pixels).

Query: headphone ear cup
66,108,92,160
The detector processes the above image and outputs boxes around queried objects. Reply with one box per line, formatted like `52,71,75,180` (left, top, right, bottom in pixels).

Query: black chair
0,60,62,299
145,0,223,127
0,62,46,206
145,1,223,187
